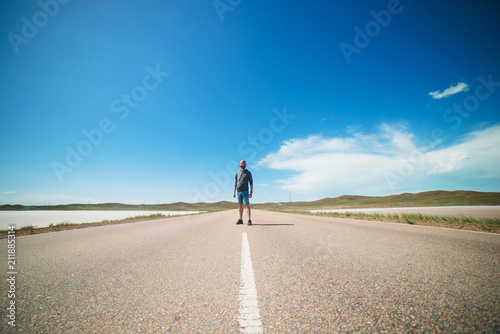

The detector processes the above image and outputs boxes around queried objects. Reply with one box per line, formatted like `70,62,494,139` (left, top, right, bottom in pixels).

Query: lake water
0,210,202,230
310,206,500,219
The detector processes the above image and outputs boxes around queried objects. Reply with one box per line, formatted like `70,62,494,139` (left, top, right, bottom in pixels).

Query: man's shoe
247,220,252,226
236,219,243,225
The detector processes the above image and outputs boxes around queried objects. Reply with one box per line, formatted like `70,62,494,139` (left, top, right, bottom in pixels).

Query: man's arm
249,172,253,198
233,173,237,197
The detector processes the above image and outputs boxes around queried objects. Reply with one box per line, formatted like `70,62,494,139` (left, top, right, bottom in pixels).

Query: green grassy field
289,210,500,233
254,190,500,210
257,190,500,233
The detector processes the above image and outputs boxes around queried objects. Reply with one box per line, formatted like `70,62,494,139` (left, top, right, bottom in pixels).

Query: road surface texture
1,209,499,333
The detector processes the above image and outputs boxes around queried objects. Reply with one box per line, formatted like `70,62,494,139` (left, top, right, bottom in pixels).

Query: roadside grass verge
280,210,500,233
0,213,201,238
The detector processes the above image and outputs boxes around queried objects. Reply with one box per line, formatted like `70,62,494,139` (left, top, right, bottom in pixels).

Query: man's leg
239,204,244,219
245,204,251,220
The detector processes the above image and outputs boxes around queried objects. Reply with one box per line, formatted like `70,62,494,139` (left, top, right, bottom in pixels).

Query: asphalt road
1,210,499,333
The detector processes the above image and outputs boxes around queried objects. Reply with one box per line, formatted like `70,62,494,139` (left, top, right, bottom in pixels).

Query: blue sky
1,0,499,205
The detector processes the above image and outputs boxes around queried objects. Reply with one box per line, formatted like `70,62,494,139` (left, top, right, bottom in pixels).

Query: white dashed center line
238,232,263,333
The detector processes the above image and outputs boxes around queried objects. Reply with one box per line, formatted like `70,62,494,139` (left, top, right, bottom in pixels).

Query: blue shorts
236,190,250,205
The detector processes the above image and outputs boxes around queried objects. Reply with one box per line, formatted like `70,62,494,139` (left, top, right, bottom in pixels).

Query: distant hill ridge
1,190,499,211
0,201,236,211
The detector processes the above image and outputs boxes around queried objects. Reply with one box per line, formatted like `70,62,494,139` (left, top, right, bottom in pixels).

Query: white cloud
429,82,470,99
425,126,500,177
258,124,500,196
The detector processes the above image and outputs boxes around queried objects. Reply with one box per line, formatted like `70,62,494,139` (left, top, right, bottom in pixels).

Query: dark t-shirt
235,169,253,191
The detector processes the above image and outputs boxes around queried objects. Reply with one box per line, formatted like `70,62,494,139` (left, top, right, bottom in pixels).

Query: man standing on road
233,160,253,225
